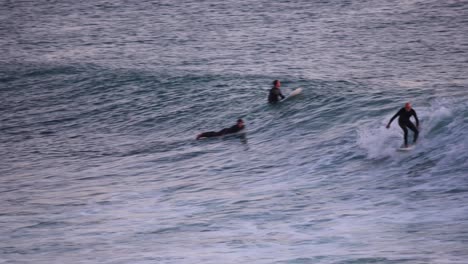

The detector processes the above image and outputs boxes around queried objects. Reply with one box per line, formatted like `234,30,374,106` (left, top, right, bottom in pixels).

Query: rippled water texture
1,0,467,263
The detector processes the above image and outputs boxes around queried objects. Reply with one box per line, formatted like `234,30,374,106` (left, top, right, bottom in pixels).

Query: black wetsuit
389,107,420,146
268,87,285,103
198,124,244,138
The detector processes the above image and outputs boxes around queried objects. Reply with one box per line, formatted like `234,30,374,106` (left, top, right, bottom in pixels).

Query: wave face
1,0,467,263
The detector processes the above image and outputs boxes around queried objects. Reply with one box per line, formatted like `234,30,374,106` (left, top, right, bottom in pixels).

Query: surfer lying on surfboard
268,80,285,103
196,119,245,140
386,102,420,148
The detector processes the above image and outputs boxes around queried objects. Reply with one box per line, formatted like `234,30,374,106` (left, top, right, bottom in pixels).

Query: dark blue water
1,1,467,263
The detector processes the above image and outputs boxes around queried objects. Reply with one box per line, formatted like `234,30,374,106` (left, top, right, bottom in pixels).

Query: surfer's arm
412,110,420,127
275,89,285,100
387,110,400,127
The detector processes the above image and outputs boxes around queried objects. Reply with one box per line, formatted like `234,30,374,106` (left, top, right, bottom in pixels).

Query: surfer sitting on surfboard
386,102,420,148
196,119,245,140
268,80,285,103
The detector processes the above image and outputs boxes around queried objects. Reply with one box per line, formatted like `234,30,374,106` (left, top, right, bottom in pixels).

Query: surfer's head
237,118,244,128
272,80,281,88
405,102,412,111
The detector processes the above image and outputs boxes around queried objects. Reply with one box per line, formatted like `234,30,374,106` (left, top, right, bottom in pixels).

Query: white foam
357,124,401,159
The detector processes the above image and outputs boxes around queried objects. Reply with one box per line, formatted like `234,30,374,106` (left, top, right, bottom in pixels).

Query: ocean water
1,0,467,263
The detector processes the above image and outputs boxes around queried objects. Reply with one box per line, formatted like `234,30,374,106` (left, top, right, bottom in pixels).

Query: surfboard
397,145,414,151
282,88,303,102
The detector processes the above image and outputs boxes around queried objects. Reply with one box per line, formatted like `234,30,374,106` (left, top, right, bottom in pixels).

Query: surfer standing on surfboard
196,119,245,140
386,102,420,148
268,80,285,103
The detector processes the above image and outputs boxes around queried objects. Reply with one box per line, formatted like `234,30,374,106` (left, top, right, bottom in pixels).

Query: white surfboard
397,145,415,151
282,88,303,101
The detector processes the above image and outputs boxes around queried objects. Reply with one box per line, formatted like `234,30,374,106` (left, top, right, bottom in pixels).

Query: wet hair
237,118,243,123
272,80,280,86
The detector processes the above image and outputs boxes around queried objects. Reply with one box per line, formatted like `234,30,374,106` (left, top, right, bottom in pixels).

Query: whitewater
1,1,467,263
